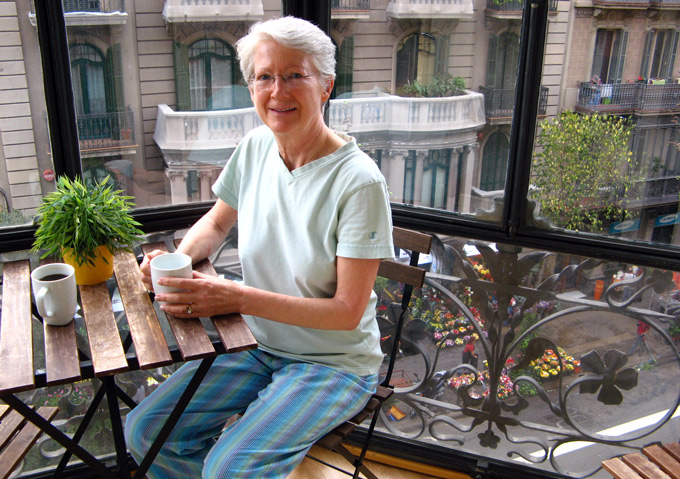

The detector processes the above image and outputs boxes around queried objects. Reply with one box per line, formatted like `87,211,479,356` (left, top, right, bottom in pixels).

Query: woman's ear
322,78,335,102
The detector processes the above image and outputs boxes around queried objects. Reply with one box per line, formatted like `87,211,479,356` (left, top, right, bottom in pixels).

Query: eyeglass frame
248,72,322,90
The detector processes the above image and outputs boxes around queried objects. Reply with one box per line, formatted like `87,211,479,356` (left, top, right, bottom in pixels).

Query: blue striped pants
124,349,378,479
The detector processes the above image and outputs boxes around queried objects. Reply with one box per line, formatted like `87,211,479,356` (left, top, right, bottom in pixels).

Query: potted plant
32,175,144,285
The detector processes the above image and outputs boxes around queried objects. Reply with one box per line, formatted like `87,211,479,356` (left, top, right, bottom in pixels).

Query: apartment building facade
1,0,680,244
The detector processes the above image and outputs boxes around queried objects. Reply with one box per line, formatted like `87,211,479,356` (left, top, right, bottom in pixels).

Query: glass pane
332,0,501,221
375,233,680,478
530,2,680,248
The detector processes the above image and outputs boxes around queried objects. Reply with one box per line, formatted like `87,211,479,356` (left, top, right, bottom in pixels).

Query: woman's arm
155,255,381,331
140,199,237,289
175,199,237,263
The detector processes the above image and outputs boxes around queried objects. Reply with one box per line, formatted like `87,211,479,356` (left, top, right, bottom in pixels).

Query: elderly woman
124,16,394,478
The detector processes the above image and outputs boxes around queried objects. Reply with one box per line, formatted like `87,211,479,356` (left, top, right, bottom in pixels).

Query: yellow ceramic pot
62,246,115,285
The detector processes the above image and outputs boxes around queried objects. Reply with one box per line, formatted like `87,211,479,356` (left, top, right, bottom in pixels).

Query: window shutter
610,30,628,83
174,41,190,111
435,34,449,76
108,43,124,112
487,34,497,87
640,30,653,79
666,31,679,80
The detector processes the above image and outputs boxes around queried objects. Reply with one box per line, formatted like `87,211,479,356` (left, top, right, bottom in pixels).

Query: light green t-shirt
212,126,394,376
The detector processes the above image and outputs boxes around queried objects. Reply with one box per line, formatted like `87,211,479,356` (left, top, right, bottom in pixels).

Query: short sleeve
336,180,394,260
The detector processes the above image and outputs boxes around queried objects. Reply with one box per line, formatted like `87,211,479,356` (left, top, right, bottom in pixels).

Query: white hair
236,16,336,88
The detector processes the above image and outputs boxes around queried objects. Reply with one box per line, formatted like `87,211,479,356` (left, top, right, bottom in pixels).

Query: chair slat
643,445,680,479
114,251,173,369
662,443,680,463
622,452,671,479
393,227,432,254
377,260,426,289
0,407,59,479
603,458,644,479
140,243,216,361
0,261,33,393
79,282,129,376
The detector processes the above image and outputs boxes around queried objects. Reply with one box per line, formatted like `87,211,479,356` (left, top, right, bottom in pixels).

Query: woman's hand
153,271,244,318
139,249,167,291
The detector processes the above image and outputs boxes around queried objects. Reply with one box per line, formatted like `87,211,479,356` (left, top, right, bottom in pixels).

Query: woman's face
249,40,331,140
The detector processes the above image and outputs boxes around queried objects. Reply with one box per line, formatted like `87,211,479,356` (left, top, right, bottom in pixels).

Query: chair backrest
377,227,432,388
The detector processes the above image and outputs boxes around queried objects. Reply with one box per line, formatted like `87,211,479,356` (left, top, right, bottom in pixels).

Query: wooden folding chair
309,226,432,479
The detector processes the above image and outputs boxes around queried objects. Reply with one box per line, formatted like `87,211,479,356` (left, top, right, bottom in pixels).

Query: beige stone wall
0,0,41,216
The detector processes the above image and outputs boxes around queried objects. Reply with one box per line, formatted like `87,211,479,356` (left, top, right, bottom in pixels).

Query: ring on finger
186,305,193,315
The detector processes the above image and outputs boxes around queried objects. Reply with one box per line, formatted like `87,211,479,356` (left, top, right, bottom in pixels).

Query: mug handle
35,286,55,319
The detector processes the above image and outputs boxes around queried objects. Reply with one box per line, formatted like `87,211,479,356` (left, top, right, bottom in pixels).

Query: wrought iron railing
76,110,135,150
332,0,370,9
592,0,651,6
485,0,557,12
576,82,680,114
479,85,548,119
62,0,126,13
373,233,680,478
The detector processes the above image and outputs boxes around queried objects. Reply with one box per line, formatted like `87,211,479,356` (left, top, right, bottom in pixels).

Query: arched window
396,32,448,91
70,43,107,115
175,38,247,111
481,132,509,191
189,39,241,110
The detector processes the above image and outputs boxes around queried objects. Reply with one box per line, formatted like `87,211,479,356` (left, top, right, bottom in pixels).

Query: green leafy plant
531,111,639,233
32,175,144,266
402,73,467,98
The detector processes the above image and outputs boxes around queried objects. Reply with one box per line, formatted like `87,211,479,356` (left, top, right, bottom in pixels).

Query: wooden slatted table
0,246,257,479
603,443,680,479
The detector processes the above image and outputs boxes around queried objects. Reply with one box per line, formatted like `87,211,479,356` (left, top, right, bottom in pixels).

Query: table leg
103,376,132,479
1,393,117,479
133,356,216,479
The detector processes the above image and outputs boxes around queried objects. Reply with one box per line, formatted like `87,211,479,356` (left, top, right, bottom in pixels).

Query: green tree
531,111,637,233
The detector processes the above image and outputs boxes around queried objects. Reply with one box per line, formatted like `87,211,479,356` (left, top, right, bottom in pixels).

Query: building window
174,38,247,111
422,149,451,209
487,31,519,90
481,132,509,191
591,29,628,84
70,43,107,115
396,32,448,92
640,29,679,81
334,36,354,98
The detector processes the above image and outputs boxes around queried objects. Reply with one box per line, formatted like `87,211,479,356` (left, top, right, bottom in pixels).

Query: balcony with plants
576,80,680,115
154,76,486,165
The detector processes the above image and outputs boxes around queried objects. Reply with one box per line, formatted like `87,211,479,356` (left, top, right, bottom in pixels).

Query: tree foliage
531,111,637,233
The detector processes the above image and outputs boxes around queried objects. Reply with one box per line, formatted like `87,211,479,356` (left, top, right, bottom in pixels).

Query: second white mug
150,253,193,297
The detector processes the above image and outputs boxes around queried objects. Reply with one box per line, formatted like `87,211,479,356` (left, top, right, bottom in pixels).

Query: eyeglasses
249,72,320,91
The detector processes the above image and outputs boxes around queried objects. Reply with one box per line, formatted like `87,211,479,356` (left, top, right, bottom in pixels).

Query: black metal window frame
7,1,680,278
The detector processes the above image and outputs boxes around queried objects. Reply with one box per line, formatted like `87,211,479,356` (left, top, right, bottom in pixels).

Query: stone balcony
154,90,486,165
161,0,264,23
386,0,474,19
29,0,127,26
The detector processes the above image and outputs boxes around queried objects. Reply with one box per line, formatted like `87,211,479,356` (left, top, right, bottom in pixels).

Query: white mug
150,253,193,298
31,263,78,326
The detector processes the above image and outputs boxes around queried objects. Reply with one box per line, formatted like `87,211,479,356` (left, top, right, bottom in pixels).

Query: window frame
8,1,680,285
